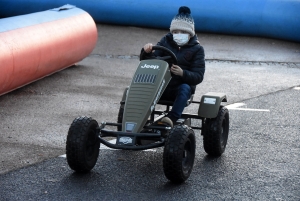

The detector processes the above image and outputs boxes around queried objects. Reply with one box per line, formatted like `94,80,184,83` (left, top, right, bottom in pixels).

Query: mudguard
198,92,227,118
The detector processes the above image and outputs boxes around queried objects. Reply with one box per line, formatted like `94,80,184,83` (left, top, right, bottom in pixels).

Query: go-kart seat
157,94,194,107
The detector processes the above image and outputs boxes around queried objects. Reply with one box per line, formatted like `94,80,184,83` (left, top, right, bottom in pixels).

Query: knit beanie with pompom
170,6,195,36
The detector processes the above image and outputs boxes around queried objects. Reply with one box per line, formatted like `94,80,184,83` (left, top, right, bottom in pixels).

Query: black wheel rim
86,129,97,161
182,139,193,174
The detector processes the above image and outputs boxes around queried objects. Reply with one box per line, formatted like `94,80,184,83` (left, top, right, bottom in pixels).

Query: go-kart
66,46,229,183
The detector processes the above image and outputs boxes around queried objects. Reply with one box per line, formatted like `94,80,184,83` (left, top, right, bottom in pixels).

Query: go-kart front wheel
66,116,100,172
163,125,196,183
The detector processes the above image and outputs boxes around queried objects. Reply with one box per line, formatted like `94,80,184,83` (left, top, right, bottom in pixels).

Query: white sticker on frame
204,97,216,105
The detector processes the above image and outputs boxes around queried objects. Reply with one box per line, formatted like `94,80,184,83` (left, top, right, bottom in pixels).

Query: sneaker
159,117,173,128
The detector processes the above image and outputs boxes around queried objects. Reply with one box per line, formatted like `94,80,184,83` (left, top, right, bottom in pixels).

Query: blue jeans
160,84,192,120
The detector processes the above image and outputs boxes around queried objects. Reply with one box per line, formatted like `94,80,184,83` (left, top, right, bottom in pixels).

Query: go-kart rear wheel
66,116,100,172
163,125,196,183
117,103,124,131
202,106,229,157
117,87,128,131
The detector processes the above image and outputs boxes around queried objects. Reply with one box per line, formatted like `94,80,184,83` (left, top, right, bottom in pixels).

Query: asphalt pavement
0,24,299,200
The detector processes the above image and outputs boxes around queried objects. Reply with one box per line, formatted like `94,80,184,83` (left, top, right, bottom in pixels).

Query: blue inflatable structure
0,0,299,42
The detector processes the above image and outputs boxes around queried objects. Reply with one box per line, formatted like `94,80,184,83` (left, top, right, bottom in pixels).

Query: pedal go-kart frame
66,46,229,183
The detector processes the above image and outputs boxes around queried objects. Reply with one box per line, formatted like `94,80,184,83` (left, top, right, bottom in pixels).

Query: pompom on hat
170,6,195,36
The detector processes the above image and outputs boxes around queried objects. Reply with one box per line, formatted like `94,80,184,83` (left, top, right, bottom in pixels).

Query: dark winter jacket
141,32,205,94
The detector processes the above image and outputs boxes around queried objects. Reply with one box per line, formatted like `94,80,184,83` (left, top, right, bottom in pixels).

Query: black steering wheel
140,45,177,65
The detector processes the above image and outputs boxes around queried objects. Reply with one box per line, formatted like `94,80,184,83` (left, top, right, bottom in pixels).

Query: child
142,6,205,127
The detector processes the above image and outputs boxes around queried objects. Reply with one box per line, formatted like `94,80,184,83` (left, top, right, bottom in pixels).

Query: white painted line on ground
226,102,270,112
228,108,270,112
100,139,117,150
59,139,156,158
294,87,300,90
226,103,246,109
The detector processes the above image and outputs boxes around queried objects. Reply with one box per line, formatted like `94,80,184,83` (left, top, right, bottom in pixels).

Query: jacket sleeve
182,45,205,86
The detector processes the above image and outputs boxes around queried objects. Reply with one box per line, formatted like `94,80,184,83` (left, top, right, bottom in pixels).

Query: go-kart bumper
97,123,170,150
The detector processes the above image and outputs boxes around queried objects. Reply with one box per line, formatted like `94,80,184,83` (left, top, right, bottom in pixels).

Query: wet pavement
0,24,299,200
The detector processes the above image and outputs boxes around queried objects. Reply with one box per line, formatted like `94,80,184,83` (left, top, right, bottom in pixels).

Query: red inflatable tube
0,5,97,96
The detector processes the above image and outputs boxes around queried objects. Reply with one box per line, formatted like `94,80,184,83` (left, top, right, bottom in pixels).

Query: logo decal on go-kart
119,136,133,144
141,64,159,70
150,79,165,112
125,122,136,132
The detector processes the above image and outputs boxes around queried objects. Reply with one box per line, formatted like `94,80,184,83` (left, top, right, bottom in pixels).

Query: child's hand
171,64,183,77
143,43,153,53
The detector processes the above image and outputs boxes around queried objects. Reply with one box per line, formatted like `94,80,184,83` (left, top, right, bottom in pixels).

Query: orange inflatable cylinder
0,5,97,96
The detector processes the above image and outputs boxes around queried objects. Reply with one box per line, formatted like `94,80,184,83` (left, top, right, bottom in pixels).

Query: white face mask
173,33,189,46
